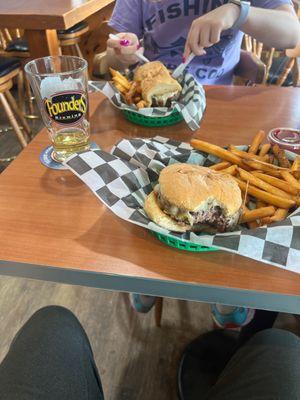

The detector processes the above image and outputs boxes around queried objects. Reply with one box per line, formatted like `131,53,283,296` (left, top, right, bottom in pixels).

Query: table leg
25,29,60,58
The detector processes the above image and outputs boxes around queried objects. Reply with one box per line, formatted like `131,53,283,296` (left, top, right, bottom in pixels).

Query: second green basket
123,109,183,127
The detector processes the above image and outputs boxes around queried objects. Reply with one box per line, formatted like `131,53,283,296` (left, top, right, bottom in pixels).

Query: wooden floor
0,92,299,400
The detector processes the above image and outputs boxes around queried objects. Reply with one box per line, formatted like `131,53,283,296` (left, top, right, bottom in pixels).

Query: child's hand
184,4,240,58
107,33,143,66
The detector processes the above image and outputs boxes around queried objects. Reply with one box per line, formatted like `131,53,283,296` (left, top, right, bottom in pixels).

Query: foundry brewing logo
44,91,87,125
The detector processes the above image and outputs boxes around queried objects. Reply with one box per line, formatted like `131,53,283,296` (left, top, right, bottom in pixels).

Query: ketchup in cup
268,128,300,154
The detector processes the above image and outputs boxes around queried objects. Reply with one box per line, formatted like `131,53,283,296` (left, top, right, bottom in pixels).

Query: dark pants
0,306,300,400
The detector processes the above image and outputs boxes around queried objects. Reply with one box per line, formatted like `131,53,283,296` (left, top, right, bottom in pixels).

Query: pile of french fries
191,130,300,228
109,68,147,109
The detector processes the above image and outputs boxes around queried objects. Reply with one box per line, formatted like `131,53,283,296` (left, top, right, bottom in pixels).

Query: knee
33,305,77,324
26,306,83,340
250,328,300,348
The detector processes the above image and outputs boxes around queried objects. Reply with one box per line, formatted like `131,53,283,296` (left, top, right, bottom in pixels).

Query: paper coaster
40,142,100,170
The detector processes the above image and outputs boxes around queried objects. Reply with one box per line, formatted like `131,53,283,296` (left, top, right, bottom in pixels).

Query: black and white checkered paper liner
65,136,300,274
88,73,206,131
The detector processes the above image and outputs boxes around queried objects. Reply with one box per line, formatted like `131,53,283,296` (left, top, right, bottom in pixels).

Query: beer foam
40,77,83,99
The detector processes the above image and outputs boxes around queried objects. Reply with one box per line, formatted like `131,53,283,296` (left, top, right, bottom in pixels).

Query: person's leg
237,309,278,344
0,306,104,400
206,328,300,400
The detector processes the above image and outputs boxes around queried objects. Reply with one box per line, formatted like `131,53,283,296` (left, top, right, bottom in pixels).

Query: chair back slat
256,42,263,59
0,30,7,50
276,58,295,86
4,29,12,42
262,47,275,84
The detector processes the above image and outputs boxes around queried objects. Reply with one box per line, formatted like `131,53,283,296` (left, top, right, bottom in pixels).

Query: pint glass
25,56,90,162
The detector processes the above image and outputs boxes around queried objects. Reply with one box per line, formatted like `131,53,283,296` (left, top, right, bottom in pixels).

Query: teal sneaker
212,305,255,329
130,294,156,313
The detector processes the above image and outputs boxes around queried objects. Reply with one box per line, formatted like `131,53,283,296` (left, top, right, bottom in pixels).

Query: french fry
136,100,147,109
112,70,131,89
210,161,231,171
261,155,271,163
109,67,117,77
244,205,259,228
260,217,272,226
252,172,300,195
113,81,128,94
270,208,289,222
238,168,293,199
241,206,276,223
234,178,295,208
248,130,266,154
272,144,291,168
281,171,300,190
249,220,260,228
291,157,300,172
268,154,275,165
220,165,238,176
242,159,289,176
113,75,131,91
257,200,266,208
191,139,243,165
124,82,137,105
228,146,269,162
259,143,271,157
291,156,300,179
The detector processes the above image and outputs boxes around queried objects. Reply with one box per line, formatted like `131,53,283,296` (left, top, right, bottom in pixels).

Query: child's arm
242,5,300,48
184,3,300,58
105,0,144,71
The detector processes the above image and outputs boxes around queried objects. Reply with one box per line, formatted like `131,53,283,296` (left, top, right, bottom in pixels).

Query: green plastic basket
123,109,183,127
152,232,218,252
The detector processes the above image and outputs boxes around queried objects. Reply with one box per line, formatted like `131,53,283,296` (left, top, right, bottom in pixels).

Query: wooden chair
243,34,300,87
234,49,266,85
0,29,36,119
57,21,89,58
0,29,30,58
0,57,31,157
1,22,90,117
274,45,300,86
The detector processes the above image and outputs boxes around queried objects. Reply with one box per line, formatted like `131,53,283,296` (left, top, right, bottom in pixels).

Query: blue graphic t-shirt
109,0,291,84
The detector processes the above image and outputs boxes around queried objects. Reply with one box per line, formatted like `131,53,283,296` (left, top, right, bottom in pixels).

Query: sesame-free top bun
144,163,242,233
134,61,171,82
134,61,182,107
159,164,242,217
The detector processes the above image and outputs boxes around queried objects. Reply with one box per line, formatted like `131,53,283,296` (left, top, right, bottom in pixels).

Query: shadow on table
75,209,244,289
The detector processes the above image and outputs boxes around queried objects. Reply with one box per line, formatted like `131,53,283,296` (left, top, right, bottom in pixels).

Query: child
106,0,299,85
104,0,299,327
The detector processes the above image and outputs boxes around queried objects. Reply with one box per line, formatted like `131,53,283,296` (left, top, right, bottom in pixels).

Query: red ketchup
268,128,300,154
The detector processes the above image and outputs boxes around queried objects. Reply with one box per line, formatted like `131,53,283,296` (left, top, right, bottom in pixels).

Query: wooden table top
1,86,300,312
0,0,114,30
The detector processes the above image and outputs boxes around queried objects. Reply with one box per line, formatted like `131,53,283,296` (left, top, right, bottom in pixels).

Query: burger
144,164,242,233
134,61,182,107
